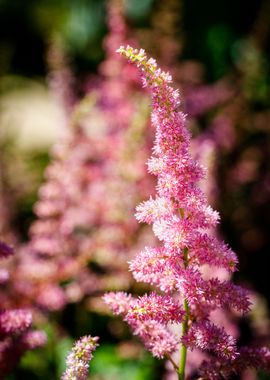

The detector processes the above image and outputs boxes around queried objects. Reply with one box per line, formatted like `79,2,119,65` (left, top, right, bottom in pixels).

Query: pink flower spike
129,247,179,292
126,293,184,325
182,321,238,360
113,45,261,375
0,309,32,336
22,330,47,349
103,292,135,315
61,335,99,380
135,197,174,224
237,346,270,370
133,320,179,358
188,234,238,272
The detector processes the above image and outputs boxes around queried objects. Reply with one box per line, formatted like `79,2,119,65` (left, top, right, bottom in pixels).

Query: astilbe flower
198,346,270,380
46,35,76,125
99,0,139,130
0,241,47,378
0,241,14,259
0,309,32,335
61,335,99,380
184,81,233,118
104,292,180,359
13,129,112,310
12,0,154,315
104,46,270,378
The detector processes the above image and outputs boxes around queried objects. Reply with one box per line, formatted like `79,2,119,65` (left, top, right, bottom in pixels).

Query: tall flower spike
61,335,99,380
105,45,270,378
0,244,47,377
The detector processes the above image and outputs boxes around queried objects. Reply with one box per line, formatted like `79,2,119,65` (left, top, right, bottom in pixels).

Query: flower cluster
61,335,99,380
104,45,270,377
10,0,155,316
0,241,47,377
104,292,180,358
0,241,14,259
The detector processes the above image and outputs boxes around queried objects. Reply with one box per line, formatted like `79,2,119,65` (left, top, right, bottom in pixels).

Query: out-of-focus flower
0,241,14,259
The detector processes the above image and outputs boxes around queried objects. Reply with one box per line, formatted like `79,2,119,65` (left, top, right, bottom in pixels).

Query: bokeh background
0,0,269,379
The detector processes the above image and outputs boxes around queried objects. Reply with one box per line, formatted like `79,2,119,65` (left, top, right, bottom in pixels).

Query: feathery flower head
133,319,179,358
36,284,67,311
103,291,135,315
126,293,184,325
61,335,99,380
117,45,239,292
104,45,267,376
0,269,9,284
182,321,238,360
0,309,32,336
22,330,47,349
103,291,180,358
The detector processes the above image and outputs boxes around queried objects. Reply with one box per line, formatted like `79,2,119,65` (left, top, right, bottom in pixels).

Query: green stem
178,299,189,380
178,247,190,380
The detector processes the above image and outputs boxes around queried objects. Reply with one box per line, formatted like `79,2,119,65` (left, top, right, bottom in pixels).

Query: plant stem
178,247,190,380
165,354,179,371
178,298,189,380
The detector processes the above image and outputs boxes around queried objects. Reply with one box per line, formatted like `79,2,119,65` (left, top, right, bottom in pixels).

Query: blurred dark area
0,0,268,78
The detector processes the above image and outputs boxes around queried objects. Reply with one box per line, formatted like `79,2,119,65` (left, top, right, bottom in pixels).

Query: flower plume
61,335,99,380
104,45,270,377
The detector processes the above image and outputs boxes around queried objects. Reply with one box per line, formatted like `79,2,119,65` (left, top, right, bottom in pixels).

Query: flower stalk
179,247,189,380
179,298,189,380
105,45,269,379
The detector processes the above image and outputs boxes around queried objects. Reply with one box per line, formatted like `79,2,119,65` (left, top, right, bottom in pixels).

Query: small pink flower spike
61,335,99,380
